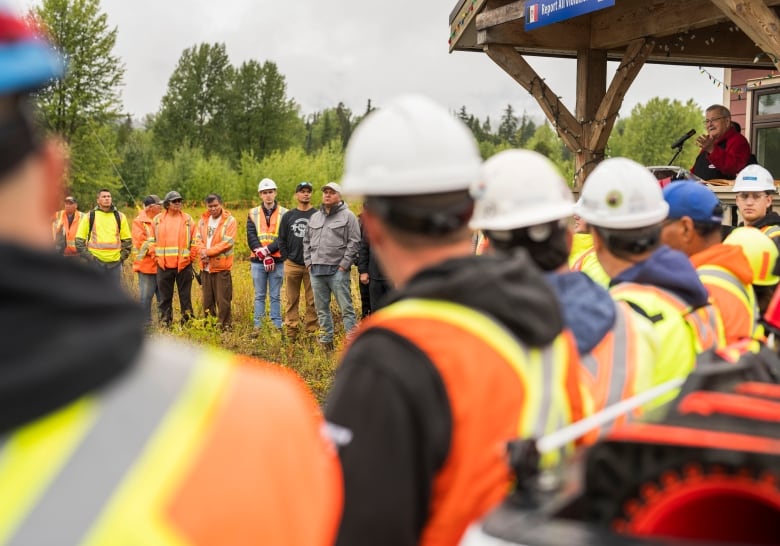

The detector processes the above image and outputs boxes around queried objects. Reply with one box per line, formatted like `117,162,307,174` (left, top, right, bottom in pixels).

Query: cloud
83,0,725,122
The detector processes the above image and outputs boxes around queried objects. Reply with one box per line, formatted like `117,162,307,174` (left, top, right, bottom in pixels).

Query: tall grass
123,205,365,403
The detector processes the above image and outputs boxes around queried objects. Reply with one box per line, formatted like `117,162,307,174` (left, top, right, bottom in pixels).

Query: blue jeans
310,269,357,343
251,261,284,328
137,272,159,326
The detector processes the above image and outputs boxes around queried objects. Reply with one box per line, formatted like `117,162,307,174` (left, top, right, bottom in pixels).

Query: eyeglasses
170,199,183,204
736,192,770,201
704,115,727,125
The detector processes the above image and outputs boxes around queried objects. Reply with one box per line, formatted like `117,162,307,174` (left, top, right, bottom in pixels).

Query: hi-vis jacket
569,233,610,288
609,247,722,408
150,210,197,272
0,339,343,546
0,243,342,546
131,209,157,274
691,243,757,344
247,204,287,260
325,252,583,546
75,208,132,264
545,271,655,440
52,209,85,256
194,210,237,272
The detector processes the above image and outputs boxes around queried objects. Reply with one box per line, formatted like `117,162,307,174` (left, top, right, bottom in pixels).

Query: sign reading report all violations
525,0,615,31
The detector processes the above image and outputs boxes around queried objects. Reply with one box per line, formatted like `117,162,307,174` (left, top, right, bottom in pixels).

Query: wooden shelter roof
448,0,780,186
450,0,780,68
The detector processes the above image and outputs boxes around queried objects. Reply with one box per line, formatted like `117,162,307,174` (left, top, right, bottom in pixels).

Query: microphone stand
668,143,685,166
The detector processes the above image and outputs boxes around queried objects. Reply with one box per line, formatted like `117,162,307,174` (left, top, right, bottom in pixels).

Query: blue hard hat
0,9,64,95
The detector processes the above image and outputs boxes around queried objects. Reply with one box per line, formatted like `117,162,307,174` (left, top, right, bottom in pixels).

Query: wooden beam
576,49,607,122
476,0,524,29
484,44,581,151
589,38,655,153
589,0,734,48
449,0,488,52
710,0,780,71
478,21,590,49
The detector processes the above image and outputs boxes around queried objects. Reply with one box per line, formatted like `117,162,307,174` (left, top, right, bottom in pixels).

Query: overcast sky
13,0,725,125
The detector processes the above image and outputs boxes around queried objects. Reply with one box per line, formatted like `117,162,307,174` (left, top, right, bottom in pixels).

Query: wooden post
575,49,607,188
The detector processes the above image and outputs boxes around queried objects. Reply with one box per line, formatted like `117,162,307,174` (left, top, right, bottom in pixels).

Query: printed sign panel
525,0,615,31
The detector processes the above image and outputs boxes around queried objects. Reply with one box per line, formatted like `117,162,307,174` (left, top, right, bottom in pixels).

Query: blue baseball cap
0,10,65,95
662,181,723,224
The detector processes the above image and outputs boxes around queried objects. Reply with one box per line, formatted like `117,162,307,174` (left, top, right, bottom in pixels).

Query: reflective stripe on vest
0,341,229,545
697,265,757,340
250,206,287,256
356,298,578,546
760,225,780,240
611,282,722,353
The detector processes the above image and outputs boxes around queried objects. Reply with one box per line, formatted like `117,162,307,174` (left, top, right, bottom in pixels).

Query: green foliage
154,43,233,158
66,122,125,204
498,104,519,145
229,60,304,160
608,98,703,167
33,0,124,141
116,119,156,206
305,102,356,153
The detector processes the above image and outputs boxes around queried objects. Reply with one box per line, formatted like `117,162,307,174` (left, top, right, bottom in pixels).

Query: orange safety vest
132,210,157,274
579,301,656,442
351,299,583,546
249,205,287,258
0,341,343,545
696,265,757,344
151,210,196,272
52,210,86,256
195,210,237,272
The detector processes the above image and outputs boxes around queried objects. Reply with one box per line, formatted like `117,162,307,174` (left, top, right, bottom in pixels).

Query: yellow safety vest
610,282,723,407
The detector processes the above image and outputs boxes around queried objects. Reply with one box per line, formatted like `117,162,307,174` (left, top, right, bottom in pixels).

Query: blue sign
525,0,615,31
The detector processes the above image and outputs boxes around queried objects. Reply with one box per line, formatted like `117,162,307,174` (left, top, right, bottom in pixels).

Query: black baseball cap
295,181,313,192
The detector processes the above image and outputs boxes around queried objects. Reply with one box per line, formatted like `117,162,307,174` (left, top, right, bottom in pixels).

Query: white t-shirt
205,216,220,272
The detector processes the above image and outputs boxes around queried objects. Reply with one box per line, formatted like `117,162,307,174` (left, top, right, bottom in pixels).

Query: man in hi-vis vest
0,9,342,545
325,95,584,546
575,158,721,407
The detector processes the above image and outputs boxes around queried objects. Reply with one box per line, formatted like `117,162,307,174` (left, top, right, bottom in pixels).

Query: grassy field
122,204,363,403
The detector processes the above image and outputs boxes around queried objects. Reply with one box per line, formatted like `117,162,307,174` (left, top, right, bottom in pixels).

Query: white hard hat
258,178,277,192
733,164,776,193
469,149,574,231
574,157,669,229
341,94,482,197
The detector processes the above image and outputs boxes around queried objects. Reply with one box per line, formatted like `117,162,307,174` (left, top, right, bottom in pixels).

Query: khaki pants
284,260,318,334
202,269,233,327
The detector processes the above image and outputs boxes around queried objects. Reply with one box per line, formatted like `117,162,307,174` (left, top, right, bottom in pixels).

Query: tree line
30,0,707,208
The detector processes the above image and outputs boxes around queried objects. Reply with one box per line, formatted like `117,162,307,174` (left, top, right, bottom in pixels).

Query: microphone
671,129,696,149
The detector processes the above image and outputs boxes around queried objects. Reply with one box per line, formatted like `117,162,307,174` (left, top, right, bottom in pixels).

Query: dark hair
97,188,111,195
486,221,569,271
364,190,474,236
205,193,222,204
692,202,724,237
592,224,661,259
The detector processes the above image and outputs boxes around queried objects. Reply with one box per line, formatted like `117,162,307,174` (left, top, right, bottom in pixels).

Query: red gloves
254,246,270,260
263,255,275,272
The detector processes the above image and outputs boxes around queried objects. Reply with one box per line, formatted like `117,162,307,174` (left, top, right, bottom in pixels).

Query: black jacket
325,249,563,546
278,207,317,266
0,243,143,434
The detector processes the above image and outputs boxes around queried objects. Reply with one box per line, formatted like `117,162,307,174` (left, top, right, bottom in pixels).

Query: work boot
319,340,334,352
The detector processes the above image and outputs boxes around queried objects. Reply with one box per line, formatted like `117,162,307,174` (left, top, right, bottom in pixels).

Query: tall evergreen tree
154,43,233,158
32,0,125,141
498,104,519,145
